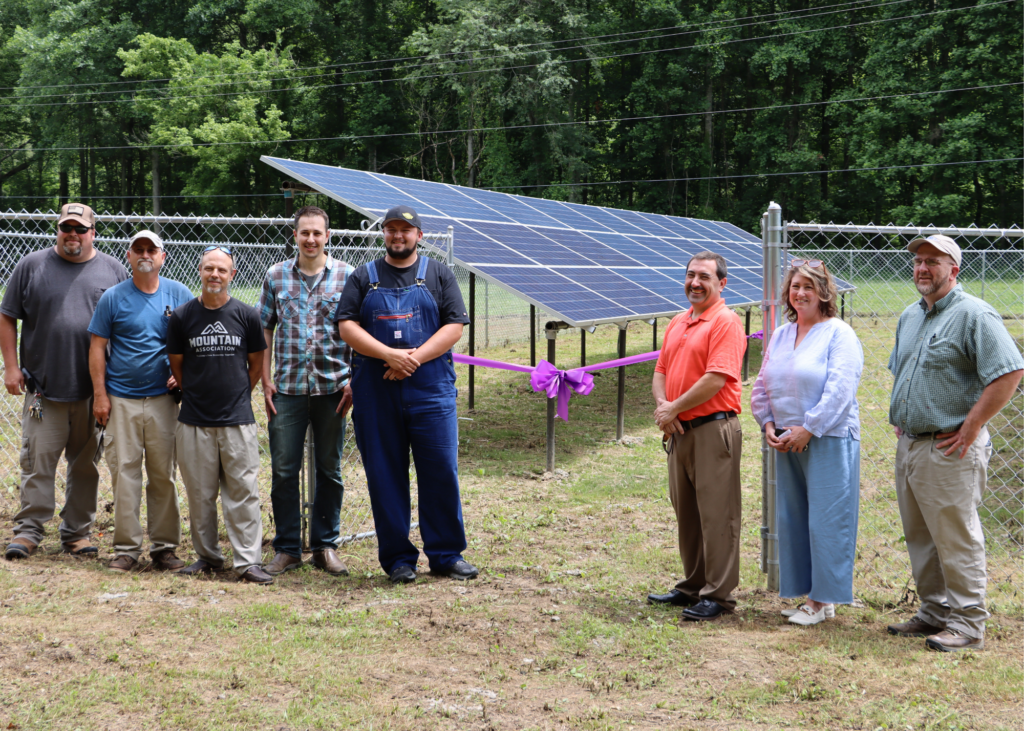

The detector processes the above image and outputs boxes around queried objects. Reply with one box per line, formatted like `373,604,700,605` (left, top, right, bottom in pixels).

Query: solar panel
262,155,824,326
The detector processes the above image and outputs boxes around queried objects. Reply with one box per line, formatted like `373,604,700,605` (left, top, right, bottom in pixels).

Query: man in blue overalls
335,205,477,584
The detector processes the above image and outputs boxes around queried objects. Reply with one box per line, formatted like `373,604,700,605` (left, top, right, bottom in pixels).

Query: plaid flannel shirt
259,254,355,396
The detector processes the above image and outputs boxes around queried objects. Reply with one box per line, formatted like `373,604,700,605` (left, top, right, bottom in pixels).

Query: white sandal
782,603,834,618
788,604,830,626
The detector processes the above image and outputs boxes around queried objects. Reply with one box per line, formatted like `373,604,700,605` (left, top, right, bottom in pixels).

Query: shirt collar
685,297,728,322
917,283,961,313
289,254,334,273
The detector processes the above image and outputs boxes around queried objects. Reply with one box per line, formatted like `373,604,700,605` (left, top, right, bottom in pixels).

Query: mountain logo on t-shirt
201,322,230,336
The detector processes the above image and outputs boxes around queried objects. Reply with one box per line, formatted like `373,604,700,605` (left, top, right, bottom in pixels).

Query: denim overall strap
366,260,379,289
415,255,429,283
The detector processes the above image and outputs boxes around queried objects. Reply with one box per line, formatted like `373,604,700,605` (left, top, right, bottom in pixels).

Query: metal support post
301,424,315,552
742,308,751,381
530,305,536,366
616,324,627,440
652,318,658,351
484,279,489,348
447,225,454,267
760,202,784,591
468,272,476,410
545,328,557,472
580,328,586,367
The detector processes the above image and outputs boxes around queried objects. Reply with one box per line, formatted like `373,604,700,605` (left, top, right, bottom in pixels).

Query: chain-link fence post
760,202,784,591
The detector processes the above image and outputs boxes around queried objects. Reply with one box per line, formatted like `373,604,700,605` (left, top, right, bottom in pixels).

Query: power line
2,1,1007,110
484,158,1024,190
5,81,1018,154
0,0,909,97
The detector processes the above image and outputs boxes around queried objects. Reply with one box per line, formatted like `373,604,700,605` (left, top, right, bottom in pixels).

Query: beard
915,274,947,297
386,244,415,260
62,241,83,257
203,283,225,294
136,261,155,273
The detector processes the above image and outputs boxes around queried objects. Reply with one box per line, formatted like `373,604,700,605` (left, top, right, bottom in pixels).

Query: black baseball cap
381,205,422,230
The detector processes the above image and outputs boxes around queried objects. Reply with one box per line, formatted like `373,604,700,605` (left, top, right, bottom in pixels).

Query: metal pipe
762,202,784,592
580,328,586,367
742,308,751,381
469,272,476,410
616,325,627,440
530,305,536,367
546,330,557,472
652,318,658,351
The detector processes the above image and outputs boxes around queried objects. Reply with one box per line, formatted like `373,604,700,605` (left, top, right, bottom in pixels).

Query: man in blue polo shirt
88,230,192,572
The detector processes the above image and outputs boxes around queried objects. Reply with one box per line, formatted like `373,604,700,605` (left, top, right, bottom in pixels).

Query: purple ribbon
452,350,662,421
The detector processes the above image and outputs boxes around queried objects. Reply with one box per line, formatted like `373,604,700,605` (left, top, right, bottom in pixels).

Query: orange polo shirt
655,298,745,420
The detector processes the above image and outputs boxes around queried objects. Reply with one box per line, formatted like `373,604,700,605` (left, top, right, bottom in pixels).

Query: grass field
0,323,1021,730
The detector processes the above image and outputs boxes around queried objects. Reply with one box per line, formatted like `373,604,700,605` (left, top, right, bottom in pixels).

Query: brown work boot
107,555,138,573
5,536,37,560
887,616,945,638
62,538,98,557
311,548,349,576
264,552,302,575
926,629,984,652
150,549,185,571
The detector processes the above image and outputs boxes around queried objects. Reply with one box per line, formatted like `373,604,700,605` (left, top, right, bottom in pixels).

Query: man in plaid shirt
259,206,355,576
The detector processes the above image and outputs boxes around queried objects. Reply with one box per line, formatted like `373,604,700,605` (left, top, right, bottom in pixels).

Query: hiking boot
5,537,37,560
887,617,944,638
150,549,185,571
926,629,984,652
107,555,138,573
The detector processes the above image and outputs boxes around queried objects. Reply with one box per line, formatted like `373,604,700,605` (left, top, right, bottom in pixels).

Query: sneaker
788,604,829,626
107,555,138,573
887,617,944,638
150,549,185,571
783,603,834,618
926,629,984,652
432,560,479,581
389,565,417,584
264,552,303,575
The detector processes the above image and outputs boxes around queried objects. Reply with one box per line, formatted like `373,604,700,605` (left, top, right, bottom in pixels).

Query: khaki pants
107,395,181,560
13,394,100,544
667,415,743,610
895,429,991,638
175,423,262,575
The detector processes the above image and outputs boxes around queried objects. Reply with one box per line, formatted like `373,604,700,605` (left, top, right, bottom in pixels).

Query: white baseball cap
129,229,164,249
908,234,961,267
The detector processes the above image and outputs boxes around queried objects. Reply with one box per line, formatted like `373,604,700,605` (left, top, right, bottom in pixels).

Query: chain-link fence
784,223,1023,608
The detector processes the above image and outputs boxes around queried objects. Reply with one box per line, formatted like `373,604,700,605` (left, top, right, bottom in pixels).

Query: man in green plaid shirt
886,234,1023,652
258,205,355,577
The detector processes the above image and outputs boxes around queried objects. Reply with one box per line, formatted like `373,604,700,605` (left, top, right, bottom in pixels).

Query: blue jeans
268,392,347,557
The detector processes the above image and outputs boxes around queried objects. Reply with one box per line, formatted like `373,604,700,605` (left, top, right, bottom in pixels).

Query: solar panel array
262,156,768,327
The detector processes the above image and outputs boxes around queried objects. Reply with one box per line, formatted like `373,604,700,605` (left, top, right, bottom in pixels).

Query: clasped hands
763,422,812,453
654,397,684,435
383,348,420,381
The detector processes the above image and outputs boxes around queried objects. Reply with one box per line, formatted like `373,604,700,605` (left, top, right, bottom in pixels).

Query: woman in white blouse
751,259,864,626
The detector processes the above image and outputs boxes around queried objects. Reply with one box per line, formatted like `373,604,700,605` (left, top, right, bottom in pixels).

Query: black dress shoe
389,565,417,584
176,559,217,576
682,598,726,621
432,560,479,581
647,589,695,607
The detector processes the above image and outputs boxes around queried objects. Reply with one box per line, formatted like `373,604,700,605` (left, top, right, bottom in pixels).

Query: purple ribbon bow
529,361,594,422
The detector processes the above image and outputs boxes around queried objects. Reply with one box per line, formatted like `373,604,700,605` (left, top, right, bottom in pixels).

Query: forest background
0,0,1021,233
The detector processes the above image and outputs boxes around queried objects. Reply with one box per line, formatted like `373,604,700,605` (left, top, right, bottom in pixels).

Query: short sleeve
87,289,116,339
333,266,368,322
972,309,1024,385
258,272,278,330
0,260,28,319
705,312,745,382
654,316,680,375
435,262,469,326
246,306,269,354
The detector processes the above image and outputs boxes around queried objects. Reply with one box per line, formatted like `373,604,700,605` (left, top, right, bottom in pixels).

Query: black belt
906,425,960,440
678,411,736,431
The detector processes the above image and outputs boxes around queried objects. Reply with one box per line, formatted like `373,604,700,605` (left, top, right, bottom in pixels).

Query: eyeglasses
203,245,232,255
790,259,823,268
58,223,92,235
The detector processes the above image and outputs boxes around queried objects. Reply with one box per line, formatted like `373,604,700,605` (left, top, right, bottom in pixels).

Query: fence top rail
786,222,1023,238
0,211,296,225
0,226,450,243
786,246,1024,255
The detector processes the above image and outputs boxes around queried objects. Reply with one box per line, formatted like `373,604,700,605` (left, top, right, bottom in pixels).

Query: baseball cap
908,234,961,267
381,205,422,230
129,229,164,249
57,203,95,227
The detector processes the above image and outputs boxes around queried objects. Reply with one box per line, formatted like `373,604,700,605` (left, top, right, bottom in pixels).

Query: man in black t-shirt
167,246,272,584
336,205,477,584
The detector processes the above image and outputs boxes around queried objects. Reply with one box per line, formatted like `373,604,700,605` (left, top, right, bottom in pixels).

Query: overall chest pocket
372,306,423,341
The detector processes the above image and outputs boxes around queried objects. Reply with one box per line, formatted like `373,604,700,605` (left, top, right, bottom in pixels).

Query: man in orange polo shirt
649,251,746,620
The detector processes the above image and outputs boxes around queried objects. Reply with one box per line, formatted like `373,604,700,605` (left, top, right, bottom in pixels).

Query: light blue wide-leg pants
776,435,860,604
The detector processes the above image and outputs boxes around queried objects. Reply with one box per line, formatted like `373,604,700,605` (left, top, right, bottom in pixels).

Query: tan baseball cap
129,229,164,249
57,202,95,227
908,234,961,267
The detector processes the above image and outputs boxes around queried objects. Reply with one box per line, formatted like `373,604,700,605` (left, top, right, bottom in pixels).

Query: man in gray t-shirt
0,203,128,559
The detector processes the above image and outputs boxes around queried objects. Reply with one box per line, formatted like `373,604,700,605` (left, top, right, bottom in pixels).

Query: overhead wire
1,0,1009,110
6,81,1019,154
0,0,916,97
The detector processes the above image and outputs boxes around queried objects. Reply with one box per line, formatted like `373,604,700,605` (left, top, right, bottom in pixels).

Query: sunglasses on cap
58,223,93,235
790,258,823,268
202,245,233,256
